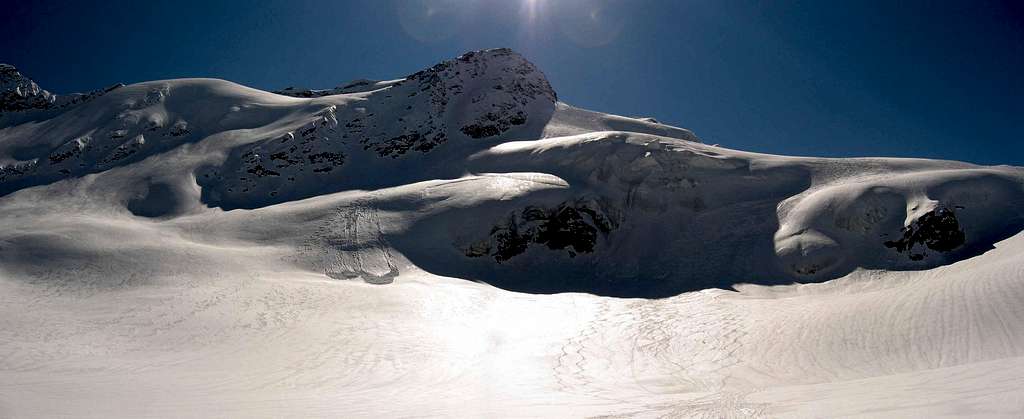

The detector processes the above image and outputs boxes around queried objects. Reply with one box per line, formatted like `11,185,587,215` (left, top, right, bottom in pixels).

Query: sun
522,0,545,25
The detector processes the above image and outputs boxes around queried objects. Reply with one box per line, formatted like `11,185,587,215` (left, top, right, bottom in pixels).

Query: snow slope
1,49,1023,417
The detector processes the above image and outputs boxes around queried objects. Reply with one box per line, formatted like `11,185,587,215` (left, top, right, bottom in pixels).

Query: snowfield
1,49,1023,418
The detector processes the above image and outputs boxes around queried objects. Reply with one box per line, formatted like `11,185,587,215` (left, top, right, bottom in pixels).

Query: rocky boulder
884,207,966,261
464,197,619,262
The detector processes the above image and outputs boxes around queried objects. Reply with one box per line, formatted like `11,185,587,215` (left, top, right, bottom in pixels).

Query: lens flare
396,0,464,43
559,0,626,47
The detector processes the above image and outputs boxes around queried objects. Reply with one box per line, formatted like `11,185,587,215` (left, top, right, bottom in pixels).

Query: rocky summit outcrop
201,48,558,208
0,64,123,119
347,47,557,158
0,64,56,113
271,48,557,155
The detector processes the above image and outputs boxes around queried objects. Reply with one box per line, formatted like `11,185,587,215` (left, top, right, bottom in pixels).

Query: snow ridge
1,49,1021,292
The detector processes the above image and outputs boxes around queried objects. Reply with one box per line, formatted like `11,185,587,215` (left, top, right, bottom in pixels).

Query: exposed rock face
353,48,557,158
0,159,38,183
197,105,344,203
0,64,56,113
0,83,176,193
3,48,558,209
0,64,122,117
202,48,557,209
272,49,556,159
884,207,966,260
0,65,126,190
464,197,618,262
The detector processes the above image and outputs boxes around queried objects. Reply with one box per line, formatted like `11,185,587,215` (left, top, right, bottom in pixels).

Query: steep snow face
0,78,299,201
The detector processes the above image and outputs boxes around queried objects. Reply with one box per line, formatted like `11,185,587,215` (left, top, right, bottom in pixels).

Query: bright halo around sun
394,0,626,48
522,0,544,25
395,0,466,43
558,0,627,47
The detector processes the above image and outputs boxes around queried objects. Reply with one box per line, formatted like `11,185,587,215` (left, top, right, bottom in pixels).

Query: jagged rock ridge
0,64,123,116
0,64,55,112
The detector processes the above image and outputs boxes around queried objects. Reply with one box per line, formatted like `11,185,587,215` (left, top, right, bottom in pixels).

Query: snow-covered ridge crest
0,48,1021,296
199,48,563,208
273,48,556,103
273,78,404,97
0,49,565,206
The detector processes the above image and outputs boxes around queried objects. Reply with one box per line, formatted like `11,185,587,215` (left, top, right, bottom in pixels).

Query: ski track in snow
316,202,399,284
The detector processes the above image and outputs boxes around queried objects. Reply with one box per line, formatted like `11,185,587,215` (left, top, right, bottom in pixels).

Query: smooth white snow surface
1,49,1023,417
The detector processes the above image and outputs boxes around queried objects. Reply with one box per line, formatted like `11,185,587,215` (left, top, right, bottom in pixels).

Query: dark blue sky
2,0,1022,165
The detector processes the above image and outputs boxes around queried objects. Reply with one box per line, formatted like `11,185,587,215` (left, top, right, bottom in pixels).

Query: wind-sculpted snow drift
2,49,1023,417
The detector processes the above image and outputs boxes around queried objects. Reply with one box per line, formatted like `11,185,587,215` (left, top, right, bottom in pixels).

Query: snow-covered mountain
2,49,1023,417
